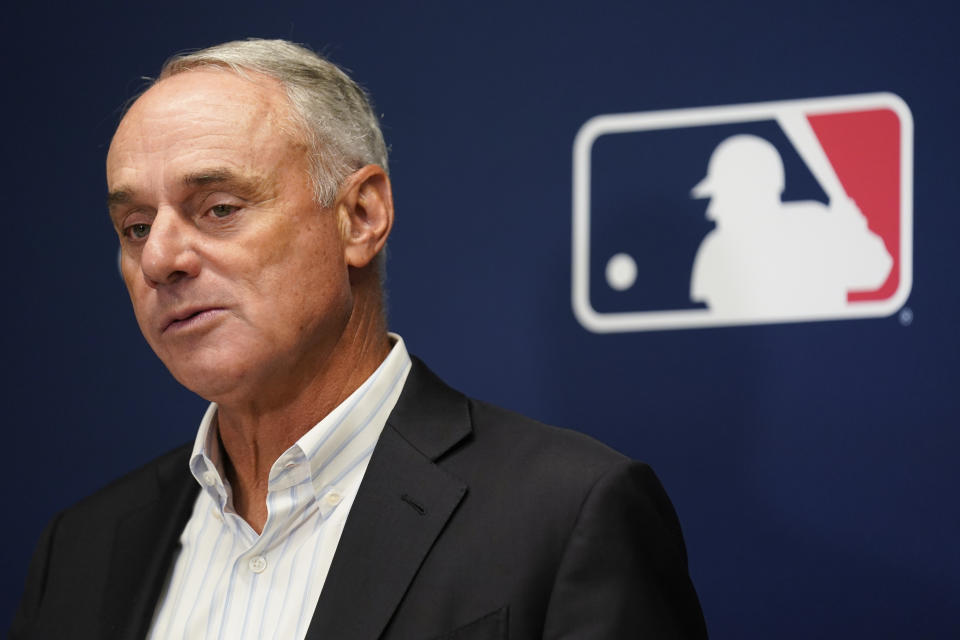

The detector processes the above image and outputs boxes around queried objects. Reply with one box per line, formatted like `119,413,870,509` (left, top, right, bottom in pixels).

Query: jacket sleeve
541,461,708,639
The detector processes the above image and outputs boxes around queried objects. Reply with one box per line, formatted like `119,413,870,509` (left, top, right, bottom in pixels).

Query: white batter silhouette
690,134,892,317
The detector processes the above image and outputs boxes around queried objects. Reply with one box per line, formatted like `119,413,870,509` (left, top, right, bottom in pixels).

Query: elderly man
12,39,707,639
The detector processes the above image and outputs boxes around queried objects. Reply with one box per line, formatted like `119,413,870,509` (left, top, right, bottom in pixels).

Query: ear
336,165,394,269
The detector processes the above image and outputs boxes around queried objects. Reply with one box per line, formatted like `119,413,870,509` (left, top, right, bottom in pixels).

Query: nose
139,208,201,287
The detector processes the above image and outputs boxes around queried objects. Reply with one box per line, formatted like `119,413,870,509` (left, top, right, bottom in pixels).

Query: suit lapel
101,446,198,640
305,358,472,640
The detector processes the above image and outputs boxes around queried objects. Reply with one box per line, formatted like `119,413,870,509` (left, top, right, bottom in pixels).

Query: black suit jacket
11,358,707,639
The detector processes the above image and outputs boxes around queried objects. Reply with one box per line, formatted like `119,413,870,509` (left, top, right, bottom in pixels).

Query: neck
215,278,390,532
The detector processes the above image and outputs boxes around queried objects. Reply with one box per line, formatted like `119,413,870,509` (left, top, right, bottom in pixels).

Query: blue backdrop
3,1,958,637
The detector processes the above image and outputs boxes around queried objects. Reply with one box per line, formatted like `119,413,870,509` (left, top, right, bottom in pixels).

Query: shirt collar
188,333,412,507
189,403,228,507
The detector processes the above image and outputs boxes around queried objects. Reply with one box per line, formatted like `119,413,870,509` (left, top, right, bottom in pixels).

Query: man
12,39,707,639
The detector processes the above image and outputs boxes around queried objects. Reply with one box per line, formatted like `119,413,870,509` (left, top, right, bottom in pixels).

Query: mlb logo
572,93,913,332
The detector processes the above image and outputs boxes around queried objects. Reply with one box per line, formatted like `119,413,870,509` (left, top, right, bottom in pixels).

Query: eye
210,204,240,218
124,223,151,240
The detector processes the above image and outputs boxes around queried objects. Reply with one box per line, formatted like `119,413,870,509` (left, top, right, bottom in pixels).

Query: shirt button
203,471,217,486
249,556,267,573
325,491,343,506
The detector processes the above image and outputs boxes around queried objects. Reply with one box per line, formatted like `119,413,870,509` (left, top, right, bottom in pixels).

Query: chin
162,352,254,402
169,371,237,402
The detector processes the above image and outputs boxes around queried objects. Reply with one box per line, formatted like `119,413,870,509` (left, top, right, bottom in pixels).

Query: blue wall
3,1,958,636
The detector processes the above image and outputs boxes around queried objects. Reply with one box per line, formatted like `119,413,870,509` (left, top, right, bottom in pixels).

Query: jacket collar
305,356,472,639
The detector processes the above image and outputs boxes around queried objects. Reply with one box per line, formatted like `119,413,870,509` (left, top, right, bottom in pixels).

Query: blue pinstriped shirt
147,335,412,640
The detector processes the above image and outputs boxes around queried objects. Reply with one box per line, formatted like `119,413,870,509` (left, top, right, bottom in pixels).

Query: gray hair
159,39,388,206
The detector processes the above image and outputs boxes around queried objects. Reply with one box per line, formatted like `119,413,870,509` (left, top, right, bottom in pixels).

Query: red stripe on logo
807,109,901,302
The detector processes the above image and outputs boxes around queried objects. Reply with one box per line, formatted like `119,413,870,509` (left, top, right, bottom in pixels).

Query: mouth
162,307,226,333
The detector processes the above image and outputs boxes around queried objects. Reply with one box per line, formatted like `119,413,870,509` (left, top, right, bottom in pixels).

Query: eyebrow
107,167,264,210
182,168,239,188
106,189,133,208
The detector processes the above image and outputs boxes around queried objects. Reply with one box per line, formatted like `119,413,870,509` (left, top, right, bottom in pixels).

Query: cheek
262,255,352,322
120,270,166,352
228,247,348,338
247,215,349,301
122,275,151,328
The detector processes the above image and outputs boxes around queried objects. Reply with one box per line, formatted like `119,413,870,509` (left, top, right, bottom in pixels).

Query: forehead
106,69,301,189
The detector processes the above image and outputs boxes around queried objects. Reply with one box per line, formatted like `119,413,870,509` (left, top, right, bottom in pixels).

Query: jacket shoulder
62,442,193,521
11,444,195,639
462,397,632,479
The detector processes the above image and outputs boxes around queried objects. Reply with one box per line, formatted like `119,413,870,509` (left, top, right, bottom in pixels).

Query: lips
161,306,226,333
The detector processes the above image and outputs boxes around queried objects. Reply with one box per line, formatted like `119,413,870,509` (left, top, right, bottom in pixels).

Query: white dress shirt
148,335,412,640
